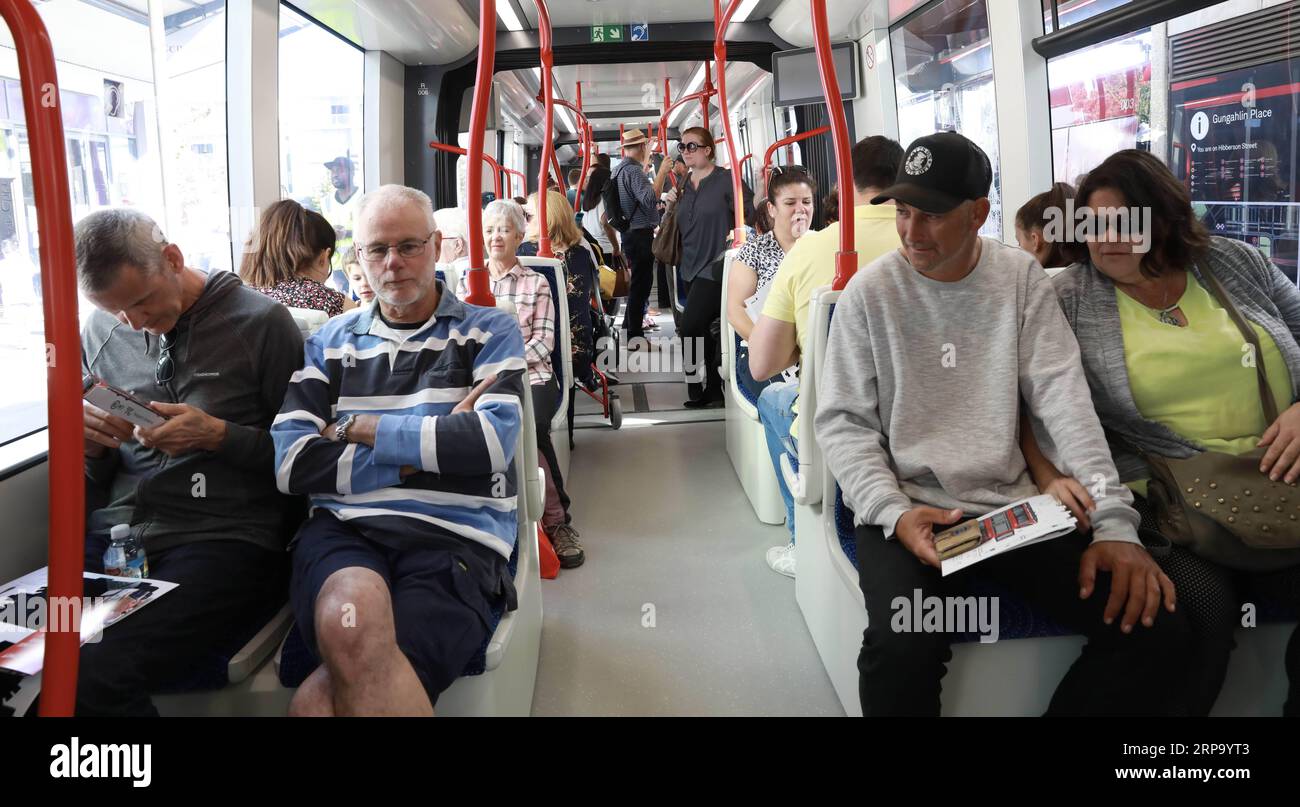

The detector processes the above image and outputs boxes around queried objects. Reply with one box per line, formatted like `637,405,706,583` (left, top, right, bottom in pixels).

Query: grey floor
532,300,844,716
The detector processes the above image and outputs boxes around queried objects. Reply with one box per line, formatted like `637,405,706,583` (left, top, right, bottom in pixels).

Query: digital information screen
1169,59,1299,282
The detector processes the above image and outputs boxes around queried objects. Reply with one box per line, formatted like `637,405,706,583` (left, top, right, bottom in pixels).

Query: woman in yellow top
1024,150,1300,716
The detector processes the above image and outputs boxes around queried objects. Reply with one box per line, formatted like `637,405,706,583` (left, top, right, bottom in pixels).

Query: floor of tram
533,293,844,716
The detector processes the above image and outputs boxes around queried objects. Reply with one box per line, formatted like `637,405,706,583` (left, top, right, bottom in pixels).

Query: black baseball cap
871,132,992,213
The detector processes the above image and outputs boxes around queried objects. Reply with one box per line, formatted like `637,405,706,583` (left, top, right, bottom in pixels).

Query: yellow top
761,204,902,438
1117,273,1293,497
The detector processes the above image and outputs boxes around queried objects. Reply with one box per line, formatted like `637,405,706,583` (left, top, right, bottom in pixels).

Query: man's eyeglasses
156,329,177,386
359,232,436,263
677,142,707,154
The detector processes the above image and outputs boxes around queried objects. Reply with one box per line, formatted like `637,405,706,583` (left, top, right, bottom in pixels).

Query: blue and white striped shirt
272,282,528,558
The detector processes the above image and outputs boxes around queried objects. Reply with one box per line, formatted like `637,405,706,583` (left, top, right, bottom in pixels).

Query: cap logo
905,146,932,176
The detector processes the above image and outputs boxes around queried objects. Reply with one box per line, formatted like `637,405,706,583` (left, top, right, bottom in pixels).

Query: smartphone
82,375,169,428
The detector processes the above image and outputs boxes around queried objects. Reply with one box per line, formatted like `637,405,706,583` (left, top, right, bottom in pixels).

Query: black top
676,167,755,283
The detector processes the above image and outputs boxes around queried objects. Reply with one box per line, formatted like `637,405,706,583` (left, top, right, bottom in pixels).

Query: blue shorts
289,511,508,707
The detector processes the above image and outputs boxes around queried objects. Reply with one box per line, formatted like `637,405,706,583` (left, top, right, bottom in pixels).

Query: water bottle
103,524,148,579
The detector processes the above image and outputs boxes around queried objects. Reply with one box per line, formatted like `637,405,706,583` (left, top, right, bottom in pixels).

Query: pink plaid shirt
459,262,555,385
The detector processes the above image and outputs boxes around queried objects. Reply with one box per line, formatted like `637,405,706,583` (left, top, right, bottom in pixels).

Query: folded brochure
936,495,1077,576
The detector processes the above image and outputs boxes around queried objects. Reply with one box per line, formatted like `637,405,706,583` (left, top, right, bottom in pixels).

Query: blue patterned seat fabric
278,541,521,687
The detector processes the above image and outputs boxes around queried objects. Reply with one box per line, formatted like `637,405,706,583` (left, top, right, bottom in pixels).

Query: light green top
1117,273,1293,496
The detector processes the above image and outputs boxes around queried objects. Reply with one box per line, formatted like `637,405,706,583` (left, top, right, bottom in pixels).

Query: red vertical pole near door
714,0,746,246
536,1,556,257
811,0,857,291
0,0,83,716
463,0,497,306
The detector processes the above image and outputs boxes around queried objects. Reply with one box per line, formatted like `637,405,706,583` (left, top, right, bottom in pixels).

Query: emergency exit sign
590,25,623,43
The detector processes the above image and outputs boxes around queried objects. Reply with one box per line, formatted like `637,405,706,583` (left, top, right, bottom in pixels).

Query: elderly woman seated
456,199,586,569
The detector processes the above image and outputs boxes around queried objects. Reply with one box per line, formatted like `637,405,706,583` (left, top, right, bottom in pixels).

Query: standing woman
725,167,816,401
664,127,754,408
240,199,350,316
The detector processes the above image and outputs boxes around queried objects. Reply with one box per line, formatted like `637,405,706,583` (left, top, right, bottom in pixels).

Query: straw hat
620,128,649,148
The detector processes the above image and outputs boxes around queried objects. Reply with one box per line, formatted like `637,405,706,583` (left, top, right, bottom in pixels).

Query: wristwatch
334,414,356,443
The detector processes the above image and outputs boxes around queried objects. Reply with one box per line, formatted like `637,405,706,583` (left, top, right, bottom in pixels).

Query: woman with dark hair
725,167,816,401
1015,181,1076,269
240,199,348,316
663,126,754,407
821,184,839,226
1021,149,1300,715
580,164,620,267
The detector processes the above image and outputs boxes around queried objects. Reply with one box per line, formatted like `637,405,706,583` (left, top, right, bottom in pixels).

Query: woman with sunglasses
664,127,755,408
725,167,817,401
239,199,352,316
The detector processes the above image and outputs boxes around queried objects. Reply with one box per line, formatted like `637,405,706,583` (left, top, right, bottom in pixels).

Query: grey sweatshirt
82,270,305,554
813,237,1139,544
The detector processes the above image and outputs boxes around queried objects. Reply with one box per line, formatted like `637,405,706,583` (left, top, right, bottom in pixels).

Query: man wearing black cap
813,131,1193,716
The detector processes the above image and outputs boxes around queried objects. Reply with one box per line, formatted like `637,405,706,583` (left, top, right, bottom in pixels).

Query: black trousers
680,275,723,401
622,228,655,339
655,259,672,308
854,522,1194,716
531,376,571,523
74,536,288,716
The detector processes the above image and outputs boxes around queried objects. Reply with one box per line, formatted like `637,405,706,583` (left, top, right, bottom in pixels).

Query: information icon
1191,111,1210,141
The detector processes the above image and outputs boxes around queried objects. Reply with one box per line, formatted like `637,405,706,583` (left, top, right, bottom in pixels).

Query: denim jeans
757,381,799,541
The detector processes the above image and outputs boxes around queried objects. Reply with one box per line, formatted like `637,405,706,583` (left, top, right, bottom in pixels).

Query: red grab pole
714,0,746,246
761,125,831,182
575,81,589,209
0,0,83,716
536,0,555,257
429,141,504,201
463,0,497,306
661,78,670,155
700,61,712,126
811,0,856,291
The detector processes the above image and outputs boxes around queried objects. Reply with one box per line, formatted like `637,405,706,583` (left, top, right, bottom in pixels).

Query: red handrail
761,125,830,180
428,141,504,201
659,78,670,155
504,168,526,199
535,0,555,257
0,0,83,716
575,82,590,210
463,0,496,306
714,0,745,246
811,0,856,291
658,88,716,152
700,61,712,125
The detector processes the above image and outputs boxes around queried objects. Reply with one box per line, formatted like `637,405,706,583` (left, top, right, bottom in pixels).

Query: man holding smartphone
75,208,304,716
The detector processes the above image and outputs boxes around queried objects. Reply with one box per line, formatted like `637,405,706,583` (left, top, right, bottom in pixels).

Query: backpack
601,164,639,234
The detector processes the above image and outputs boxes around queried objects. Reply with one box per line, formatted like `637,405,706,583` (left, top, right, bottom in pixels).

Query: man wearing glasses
76,208,305,716
272,185,527,716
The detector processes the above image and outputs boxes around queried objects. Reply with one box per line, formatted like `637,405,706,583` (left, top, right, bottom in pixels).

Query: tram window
156,1,231,274
278,3,364,248
891,0,1003,238
1047,1,1299,282
1041,0,1135,34
0,0,177,449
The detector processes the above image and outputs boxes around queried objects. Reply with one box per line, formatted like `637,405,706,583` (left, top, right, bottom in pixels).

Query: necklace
1127,278,1183,326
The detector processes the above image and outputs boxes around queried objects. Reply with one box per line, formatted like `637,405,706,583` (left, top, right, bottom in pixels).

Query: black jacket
82,270,305,554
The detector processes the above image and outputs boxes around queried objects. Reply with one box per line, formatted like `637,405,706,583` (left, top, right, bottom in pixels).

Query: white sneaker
765,541,796,578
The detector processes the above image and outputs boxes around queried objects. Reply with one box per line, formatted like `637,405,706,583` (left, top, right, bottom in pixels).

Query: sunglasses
156,328,177,386
677,142,708,154
769,164,809,177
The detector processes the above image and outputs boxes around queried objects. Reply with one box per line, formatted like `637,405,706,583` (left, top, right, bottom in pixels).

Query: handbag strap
1196,262,1280,425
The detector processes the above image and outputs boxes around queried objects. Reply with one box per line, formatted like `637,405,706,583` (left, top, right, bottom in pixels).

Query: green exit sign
590,25,623,43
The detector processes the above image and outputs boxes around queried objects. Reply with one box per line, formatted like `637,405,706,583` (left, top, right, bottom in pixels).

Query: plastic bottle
103,524,148,579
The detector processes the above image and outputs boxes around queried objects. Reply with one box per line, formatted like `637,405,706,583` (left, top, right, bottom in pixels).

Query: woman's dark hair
582,165,611,213
753,203,773,235
1015,182,1076,268
821,184,840,226
681,127,717,162
1065,149,1211,275
239,199,336,288
767,167,818,205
